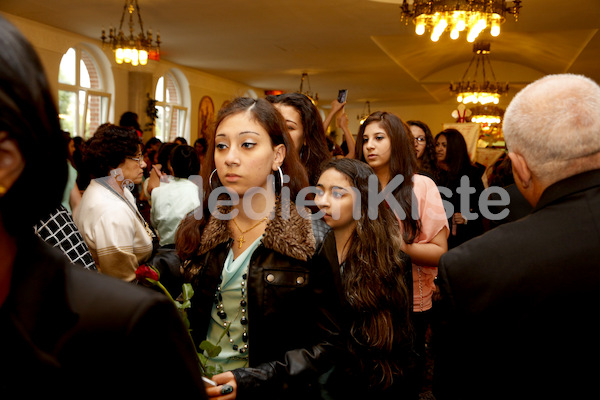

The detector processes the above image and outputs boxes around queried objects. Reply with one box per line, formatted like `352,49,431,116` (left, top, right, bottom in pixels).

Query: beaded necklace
215,270,249,354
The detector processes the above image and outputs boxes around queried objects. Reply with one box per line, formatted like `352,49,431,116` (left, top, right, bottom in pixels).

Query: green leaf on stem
199,340,222,358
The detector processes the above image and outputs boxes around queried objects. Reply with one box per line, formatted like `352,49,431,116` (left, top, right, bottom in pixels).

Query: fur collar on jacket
197,197,316,261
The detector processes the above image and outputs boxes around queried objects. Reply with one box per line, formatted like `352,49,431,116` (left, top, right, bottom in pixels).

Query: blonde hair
503,74,600,180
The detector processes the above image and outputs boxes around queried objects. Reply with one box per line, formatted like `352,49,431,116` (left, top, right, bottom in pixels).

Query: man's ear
272,144,286,171
0,134,25,195
508,152,532,189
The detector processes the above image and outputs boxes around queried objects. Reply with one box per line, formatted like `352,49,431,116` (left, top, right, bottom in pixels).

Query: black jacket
434,169,600,399
182,199,341,399
320,252,417,400
0,234,207,398
438,164,485,248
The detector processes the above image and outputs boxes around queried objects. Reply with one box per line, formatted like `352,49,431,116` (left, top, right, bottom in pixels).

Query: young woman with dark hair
435,128,485,248
356,111,448,394
315,158,416,398
407,120,440,183
175,97,340,400
356,111,448,261
266,92,331,186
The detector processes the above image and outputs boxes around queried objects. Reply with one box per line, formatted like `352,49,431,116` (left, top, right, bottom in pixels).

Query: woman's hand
336,110,349,130
146,164,165,195
330,99,346,114
205,371,238,399
322,99,347,130
452,212,467,225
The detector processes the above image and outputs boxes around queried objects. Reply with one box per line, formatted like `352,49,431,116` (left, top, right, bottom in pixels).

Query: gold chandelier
298,73,319,105
399,0,522,42
450,41,508,105
357,101,372,125
101,0,160,66
470,104,504,126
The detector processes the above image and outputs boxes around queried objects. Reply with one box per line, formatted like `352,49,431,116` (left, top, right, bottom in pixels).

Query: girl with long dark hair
315,158,415,398
176,97,339,399
356,111,448,393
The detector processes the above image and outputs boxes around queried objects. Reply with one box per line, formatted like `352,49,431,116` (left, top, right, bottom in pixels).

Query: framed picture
198,95,214,139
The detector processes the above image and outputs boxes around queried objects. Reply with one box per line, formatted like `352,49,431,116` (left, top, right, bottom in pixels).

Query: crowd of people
2,14,599,399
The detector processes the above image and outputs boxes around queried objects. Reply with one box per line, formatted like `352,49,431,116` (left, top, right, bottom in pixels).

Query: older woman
74,124,155,281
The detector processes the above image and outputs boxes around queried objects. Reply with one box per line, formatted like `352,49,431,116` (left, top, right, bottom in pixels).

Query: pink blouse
397,174,449,312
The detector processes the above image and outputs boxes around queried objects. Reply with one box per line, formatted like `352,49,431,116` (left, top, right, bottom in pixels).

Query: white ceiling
1,0,599,109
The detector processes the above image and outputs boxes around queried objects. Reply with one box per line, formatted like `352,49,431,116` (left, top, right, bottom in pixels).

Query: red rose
136,264,159,283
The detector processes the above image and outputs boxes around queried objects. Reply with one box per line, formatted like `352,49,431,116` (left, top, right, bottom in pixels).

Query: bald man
434,74,600,400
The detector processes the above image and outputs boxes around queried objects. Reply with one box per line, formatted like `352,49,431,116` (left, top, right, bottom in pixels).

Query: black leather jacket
182,200,341,399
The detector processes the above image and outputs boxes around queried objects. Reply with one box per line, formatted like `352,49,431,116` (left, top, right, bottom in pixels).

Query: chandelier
297,73,319,105
101,0,160,66
450,41,508,105
357,101,372,125
399,0,522,42
470,104,504,126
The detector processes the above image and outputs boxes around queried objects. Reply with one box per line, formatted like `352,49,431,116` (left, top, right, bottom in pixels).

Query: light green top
205,235,262,372
61,162,77,213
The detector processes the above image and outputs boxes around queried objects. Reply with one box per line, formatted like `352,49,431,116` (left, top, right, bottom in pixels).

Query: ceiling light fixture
450,41,508,105
399,0,522,43
357,101,372,125
101,0,160,66
298,73,319,105
470,104,504,127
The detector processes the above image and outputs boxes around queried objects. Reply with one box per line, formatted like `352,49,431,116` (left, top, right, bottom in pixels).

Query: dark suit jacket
434,169,600,399
487,183,533,229
0,234,207,398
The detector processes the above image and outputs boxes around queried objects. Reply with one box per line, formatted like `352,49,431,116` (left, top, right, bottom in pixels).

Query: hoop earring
277,166,285,193
278,166,284,188
272,166,285,193
209,168,219,189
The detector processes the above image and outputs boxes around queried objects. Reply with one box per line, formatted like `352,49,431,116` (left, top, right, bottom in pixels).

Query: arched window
58,47,111,138
154,72,187,142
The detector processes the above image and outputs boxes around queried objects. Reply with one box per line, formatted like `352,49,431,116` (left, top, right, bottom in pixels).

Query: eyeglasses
414,137,426,144
127,156,144,166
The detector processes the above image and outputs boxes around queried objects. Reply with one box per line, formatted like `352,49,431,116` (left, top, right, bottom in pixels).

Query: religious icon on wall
198,95,214,139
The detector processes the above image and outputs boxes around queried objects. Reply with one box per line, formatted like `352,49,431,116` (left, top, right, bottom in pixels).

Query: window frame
58,46,112,139
154,71,188,142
